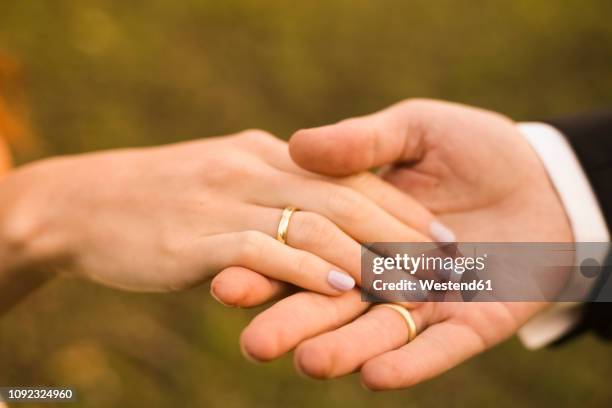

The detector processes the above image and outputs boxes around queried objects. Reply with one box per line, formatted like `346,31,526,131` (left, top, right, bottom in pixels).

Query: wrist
0,161,69,276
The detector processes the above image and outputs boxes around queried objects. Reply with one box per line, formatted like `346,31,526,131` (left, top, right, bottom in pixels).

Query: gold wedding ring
371,303,418,343
276,206,298,244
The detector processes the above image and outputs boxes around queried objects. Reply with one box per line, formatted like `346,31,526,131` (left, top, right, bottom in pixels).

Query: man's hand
290,99,572,242
215,99,573,389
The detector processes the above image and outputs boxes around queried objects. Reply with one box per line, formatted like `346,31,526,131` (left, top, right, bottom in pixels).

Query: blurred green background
1,0,611,407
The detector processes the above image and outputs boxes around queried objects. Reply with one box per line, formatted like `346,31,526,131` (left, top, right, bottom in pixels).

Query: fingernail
327,270,355,291
429,220,456,243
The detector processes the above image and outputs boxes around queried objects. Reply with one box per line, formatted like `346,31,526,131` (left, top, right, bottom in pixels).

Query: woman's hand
0,130,437,302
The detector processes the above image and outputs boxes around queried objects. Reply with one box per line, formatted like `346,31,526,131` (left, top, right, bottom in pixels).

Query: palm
414,300,541,360
378,104,571,242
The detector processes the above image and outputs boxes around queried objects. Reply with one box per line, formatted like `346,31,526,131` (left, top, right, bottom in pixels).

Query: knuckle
292,212,335,246
237,129,276,145
326,187,366,222
158,236,187,267
393,99,437,146
227,157,255,176
2,216,37,255
294,251,317,280
236,230,266,263
397,98,435,111
1,189,63,262
202,154,262,186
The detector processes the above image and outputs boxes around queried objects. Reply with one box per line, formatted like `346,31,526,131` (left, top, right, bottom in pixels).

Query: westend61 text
372,279,493,292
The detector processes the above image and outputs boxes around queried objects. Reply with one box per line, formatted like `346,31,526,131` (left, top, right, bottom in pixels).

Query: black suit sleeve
546,111,612,342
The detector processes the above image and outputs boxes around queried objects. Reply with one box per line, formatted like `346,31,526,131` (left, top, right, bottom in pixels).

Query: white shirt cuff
516,122,610,349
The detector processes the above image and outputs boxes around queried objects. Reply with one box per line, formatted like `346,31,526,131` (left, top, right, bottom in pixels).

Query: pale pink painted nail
327,270,355,291
429,220,456,243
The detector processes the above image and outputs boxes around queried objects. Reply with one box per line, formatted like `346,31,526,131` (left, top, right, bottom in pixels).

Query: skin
0,129,437,314
0,135,10,174
212,99,573,390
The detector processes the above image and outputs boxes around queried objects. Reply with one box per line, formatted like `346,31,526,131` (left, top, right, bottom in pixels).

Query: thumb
289,99,442,176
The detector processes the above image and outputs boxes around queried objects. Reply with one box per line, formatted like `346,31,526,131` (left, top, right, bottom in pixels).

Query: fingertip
327,270,355,293
289,127,312,147
212,267,284,308
360,361,395,391
294,340,335,379
429,220,457,244
361,358,412,391
209,282,234,307
289,126,362,177
239,338,265,365
288,128,328,173
240,322,282,362
210,272,243,307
